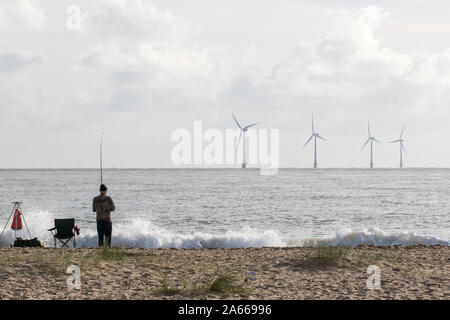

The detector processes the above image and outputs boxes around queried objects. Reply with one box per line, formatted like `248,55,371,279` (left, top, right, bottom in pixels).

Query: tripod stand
0,202,32,243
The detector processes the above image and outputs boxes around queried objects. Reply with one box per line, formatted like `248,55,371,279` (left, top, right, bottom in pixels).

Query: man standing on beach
93,184,116,247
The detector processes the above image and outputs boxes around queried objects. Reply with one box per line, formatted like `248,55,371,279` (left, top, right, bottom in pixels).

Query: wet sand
0,246,448,300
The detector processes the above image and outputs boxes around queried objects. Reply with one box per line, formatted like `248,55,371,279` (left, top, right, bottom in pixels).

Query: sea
0,169,448,248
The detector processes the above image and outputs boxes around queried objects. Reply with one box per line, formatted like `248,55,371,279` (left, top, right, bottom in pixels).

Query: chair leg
55,237,75,248
62,238,73,248
58,238,67,248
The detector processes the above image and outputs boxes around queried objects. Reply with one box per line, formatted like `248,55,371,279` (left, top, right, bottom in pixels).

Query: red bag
11,209,23,230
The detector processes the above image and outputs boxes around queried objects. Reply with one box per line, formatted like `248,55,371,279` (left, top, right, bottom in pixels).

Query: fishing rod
100,132,104,185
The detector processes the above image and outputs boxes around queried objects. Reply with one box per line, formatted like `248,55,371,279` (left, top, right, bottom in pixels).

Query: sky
1,0,450,168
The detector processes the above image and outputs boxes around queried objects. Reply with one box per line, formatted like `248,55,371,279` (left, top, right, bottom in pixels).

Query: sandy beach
0,246,448,300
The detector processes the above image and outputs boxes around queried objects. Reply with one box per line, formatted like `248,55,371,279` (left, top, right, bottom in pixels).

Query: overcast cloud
1,0,450,168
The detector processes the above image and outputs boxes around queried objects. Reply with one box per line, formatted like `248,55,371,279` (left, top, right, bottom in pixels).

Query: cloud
84,0,190,41
77,0,228,115
409,49,450,86
217,5,450,125
257,7,414,100
58,4,450,135
0,0,45,31
0,50,43,74
0,50,43,132
2,2,450,167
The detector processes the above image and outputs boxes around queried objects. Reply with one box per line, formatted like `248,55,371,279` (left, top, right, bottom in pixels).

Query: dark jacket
93,195,115,222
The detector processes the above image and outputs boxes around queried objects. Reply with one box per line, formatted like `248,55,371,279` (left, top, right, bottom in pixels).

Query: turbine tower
389,126,406,168
361,122,381,168
303,114,326,168
232,113,259,169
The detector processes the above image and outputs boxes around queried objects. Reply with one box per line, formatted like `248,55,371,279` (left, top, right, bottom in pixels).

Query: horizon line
0,167,449,170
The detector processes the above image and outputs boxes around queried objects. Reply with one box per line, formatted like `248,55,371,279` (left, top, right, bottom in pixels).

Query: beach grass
288,246,351,269
155,277,182,296
153,272,248,297
206,274,247,294
98,245,126,261
314,246,350,264
352,251,385,266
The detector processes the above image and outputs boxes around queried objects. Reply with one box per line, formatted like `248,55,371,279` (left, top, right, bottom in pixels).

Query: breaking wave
0,211,448,248
302,228,449,247
76,222,286,248
0,211,286,248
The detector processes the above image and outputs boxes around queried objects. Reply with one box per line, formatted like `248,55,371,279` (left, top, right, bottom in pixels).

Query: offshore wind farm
231,113,410,169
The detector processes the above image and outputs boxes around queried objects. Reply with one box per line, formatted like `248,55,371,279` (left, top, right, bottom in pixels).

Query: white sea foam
75,222,287,248
302,228,449,247
0,211,286,248
0,211,448,248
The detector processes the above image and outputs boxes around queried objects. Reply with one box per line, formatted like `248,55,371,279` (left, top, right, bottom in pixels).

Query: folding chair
48,219,76,248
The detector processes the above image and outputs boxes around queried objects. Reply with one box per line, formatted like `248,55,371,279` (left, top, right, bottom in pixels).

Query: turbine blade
235,130,243,154
243,122,259,130
312,114,315,133
389,140,400,143
402,142,407,153
303,135,313,149
400,125,405,139
317,135,326,141
374,138,382,143
232,113,242,129
361,138,370,150
368,121,371,137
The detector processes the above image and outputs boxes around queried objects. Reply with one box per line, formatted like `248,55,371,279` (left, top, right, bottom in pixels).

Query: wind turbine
389,126,406,168
232,113,259,168
361,122,381,168
303,115,326,168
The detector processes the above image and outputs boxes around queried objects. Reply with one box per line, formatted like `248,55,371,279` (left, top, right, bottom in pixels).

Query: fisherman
93,184,115,247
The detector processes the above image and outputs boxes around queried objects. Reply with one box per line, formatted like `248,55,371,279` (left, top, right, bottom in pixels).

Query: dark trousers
97,220,112,247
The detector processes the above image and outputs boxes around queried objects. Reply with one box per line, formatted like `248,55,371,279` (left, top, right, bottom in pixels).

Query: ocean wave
76,222,286,248
0,211,286,248
0,211,447,248
302,228,449,247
